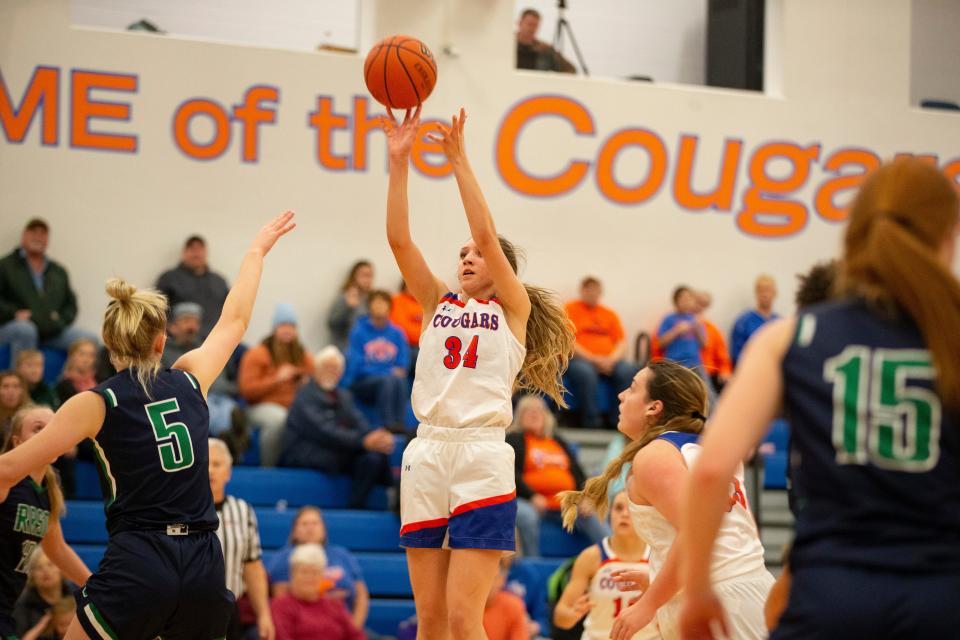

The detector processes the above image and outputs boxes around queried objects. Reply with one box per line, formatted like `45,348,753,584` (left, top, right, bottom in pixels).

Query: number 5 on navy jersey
145,398,196,472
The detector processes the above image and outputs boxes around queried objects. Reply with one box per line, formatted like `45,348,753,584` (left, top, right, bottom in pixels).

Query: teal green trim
28,477,46,495
182,370,200,390
88,602,119,640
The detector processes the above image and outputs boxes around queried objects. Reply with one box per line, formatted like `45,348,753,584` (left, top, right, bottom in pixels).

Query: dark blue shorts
75,530,234,640
0,613,15,639
771,564,960,639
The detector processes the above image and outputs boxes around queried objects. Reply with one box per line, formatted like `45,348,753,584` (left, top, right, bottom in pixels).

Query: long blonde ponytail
559,360,708,530
497,237,575,407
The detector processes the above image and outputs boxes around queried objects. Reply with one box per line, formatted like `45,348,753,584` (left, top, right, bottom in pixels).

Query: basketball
364,35,438,110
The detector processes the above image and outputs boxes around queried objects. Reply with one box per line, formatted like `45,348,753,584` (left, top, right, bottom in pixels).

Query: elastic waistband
416,424,506,442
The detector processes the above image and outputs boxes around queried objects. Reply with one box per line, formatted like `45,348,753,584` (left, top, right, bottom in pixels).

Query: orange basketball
364,35,438,110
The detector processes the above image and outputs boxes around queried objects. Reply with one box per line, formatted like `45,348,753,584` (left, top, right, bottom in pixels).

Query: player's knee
416,605,448,634
446,605,478,637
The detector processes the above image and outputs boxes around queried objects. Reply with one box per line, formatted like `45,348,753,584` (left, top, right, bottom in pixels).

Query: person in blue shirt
343,289,410,432
729,274,779,366
268,506,371,631
657,286,715,405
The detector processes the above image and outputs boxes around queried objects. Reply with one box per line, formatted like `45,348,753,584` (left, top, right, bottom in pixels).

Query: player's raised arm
384,105,446,312
428,109,531,333
173,211,295,395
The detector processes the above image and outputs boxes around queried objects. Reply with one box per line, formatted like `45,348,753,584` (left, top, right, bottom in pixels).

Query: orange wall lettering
70,70,137,152
0,66,59,145
173,99,231,160
411,120,452,179
813,148,880,222
737,142,821,238
496,95,594,197
673,135,742,211
595,128,668,205
232,85,278,163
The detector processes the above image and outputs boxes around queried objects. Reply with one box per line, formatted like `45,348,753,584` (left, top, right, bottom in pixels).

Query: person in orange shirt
507,395,608,557
483,560,532,640
695,290,732,392
389,280,423,377
238,303,314,467
564,277,639,428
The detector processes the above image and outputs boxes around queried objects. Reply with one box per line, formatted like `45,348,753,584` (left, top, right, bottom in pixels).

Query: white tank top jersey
411,293,526,429
628,432,766,585
582,538,660,640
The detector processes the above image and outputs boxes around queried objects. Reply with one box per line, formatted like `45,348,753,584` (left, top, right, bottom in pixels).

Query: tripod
553,0,589,75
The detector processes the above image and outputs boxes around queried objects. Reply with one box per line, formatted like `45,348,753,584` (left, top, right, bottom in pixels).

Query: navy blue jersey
91,368,218,536
0,477,50,624
783,298,960,573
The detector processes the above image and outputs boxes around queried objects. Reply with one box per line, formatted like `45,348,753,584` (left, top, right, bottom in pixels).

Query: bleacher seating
761,419,790,490
63,463,592,636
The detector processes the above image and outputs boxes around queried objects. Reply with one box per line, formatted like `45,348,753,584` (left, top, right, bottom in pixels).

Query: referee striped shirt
215,495,262,597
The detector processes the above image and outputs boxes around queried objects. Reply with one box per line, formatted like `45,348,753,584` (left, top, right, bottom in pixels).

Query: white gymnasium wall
910,0,960,106
1,0,958,352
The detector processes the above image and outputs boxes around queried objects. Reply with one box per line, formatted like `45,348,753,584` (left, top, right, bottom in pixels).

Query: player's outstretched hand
426,107,467,162
251,211,296,257
610,598,655,640
678,588,731,640
383,104,422,161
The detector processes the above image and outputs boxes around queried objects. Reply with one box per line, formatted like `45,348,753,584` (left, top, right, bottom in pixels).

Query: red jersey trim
399,517,449,536
440,293,501,307
451,490,517,517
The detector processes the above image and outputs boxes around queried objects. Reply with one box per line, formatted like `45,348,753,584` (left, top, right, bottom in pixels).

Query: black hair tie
691,411,707,422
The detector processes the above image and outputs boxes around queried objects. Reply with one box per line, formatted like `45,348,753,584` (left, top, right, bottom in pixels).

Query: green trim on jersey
28,477,46,495
102,388,118,408
91,439,117,507
181,370,200,390
85,602,119,640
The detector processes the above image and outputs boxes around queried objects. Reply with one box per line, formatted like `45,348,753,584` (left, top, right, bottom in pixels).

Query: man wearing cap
161,302,241,437
0,218,95,362
156,235,230,338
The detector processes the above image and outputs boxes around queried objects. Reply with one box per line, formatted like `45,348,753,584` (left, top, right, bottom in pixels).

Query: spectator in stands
730,274,779,366
54,338,97,405
15,350,57,408
238,303,313,467
0,371,29,440
656,286,716,404
694,291,732,392
15,350,76,496
509,396,608,557
516,8,576,73
483,560,532,640
20,596,73,640
156,235,230,338
13,550,73,638
270,544,364,640
565,277,638,428
268,506,372,631
208,439,274,640
390,281,423,376
161,303,239,436
279,347,394,508
0,218,95,363
328,260,374,351
343,291,409,433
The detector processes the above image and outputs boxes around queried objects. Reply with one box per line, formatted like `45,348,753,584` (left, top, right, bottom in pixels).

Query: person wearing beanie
238,303,313,466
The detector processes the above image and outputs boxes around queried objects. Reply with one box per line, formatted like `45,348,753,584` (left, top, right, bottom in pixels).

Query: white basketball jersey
412,293,525,428
582,538,660,640
628,432,766,585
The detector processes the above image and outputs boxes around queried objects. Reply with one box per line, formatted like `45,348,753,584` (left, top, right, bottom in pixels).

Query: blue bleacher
560,375,615,414
64,453,592,637
761,419,790,490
